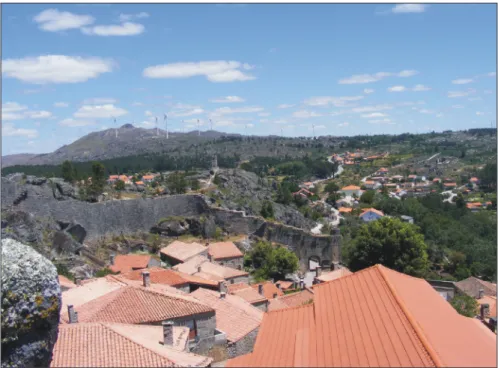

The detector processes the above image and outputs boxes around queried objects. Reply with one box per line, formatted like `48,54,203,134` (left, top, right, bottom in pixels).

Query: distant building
400,215,414,224
364,180,381,190
108,254,160,274
160,241,209,267
359,208,384,222
339,185,362,197
208,241,244,269
376,167,389,176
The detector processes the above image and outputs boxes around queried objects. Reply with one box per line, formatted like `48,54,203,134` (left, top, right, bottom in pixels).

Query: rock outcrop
1,239,62,368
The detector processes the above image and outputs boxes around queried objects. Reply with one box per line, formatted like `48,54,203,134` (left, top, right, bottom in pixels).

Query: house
433,178,442,184
364,180,381,190
108,254,160,274
107,175,119,184
470,177,480,184
267,288,314,312
300,181,314,190
58,275,77,291
359,208,384,222
408,174,418,181
227,283,268,311
376,167,389,176
400,215,414,224
338,207,352,214
135,181,145,186
251,281,284,300
383,183,398,191
292,188,313,199
51,322,213,367
208,242,244,269
275,280,294,292
443,182,457,189
466,202,483,212
119,267,219,293
477,295,497,323
339,185,362,197
191,286,263,359
160,241,209,267
142,174,156,183
455,276,496,299
173,255,250,285
226,264,497,368
391,175,404,182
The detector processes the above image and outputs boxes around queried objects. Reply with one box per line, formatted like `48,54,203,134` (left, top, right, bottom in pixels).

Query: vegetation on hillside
244,241,299,281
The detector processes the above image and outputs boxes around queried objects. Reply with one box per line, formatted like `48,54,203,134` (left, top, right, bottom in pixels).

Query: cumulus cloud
388,85,406,92
118,12,149,22
303,95,363,107
143,61,255,83
54,102,69,108
136,120,155,128
26,111,52,119
145,110,153,117
351,104,393,113
369,118,393,124
3,123,38,138
361,112,388,118
81,22,144,36
363,89,374,94
132,101,144,106
468,97,482,101
391,4,427,13
452,105,464,109
82,98,117,105
419,109,434,114
412,84,431,91
277,104,294,109
258,112,271,117
2,55,114,84
59,118,95,127
339,70,418,84
73,104,128,119
476,111,485,116
34,9,94,31
452,78,473,85
210,96,245,103
448,89,476,98
212,106,264,115
292,110,322,118
338,122,350,127
2,102,52,121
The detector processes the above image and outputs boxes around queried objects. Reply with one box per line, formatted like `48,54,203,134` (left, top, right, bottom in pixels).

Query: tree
115,179,125,191
360,190,376,204
166,172,187,194
260,201,274,219
450,294,478,317
61,160,75,182
276,185,293,205
245,241,299,281
86,162,106,198
348,217,429,277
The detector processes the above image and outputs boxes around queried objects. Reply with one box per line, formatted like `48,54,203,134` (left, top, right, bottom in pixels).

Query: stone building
160,241,208,267
208,241,244,269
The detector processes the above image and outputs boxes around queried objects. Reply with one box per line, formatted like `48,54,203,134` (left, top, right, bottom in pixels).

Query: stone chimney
218,281,228,294
197,266,202,273
481,304,490,320
142,271,150,287
276,282,281,290
273,293,278,298
479,289,484,299
68,305,78,324
220,292,226,299
299,278,304,290
315,266,322,278
162,321,174,346
258,284,264,295
110,253,115,266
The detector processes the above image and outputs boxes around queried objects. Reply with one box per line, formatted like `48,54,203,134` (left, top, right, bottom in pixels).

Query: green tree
87,162,106,198
348,217,429,277
276,185,293,205
450,294,478,317
166,172,187,194
61,160,75,182
260,201,274,219
115,179,125,191
245,241,299,281
360,190,376,204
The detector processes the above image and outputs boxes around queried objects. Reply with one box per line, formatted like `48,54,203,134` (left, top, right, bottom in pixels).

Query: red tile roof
277,281,294,290
338,207,352,213
160,241,207,263
341,185,361,191
227,264,497,367
51,322,212,367
455,277,497,298
109,254,151,274
61,285,214,324
119,267,219,288
173,255,248,281
251,281,284,300
378,167,389,172
478,296,497,318
58,275,76,289
267,289,314,312
191,288,263,342
316,267,353,283
359,208,385,217
470,177,479,182
208,241,243,260
135,181,144,185
227,283,267,304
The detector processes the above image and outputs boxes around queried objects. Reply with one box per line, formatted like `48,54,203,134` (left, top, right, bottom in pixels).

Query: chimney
162,321,174,346
315,266,322,278
142,271,150,287
273,293,278,298
480,304,490,320
197,266,202,273
218,281,228,294
68,305,78,324
207,253,212,262
220,291,226,299
479,289,484,299
258,284,264,295
110,253,115,266
276,282,281,290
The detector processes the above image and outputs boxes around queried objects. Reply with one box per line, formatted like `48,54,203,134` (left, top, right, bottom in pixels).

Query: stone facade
252,300,268,312
227,328,259,359
226,275,250,285
213,256,244,270
170,311,217,355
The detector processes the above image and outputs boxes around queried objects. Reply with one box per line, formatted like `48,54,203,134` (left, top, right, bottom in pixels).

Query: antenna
209,119,213,131
281,128,283,137
113,117,118,138
164,113,168,139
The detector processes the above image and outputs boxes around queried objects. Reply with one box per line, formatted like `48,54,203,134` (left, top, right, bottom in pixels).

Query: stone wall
171,311,217,355
226,275,250,285
213,256,244,270
227,327,259,359
253,301,268,312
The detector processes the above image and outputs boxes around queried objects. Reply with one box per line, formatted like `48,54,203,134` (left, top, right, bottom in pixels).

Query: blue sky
2,3,496,155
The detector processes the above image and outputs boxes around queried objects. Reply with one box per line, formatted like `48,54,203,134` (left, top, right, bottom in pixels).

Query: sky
2,3,497,155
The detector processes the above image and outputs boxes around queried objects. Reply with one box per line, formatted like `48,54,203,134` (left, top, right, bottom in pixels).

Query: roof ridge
265,300,314,315
128,284,210,307
376,265,444,368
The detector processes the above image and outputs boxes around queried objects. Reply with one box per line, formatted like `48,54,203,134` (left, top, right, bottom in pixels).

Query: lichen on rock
1,238,62,368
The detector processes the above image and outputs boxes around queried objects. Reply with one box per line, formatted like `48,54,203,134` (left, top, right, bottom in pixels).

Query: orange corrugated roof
109,255,151,274
51,322,212,368
226,264,497,367
341,185,361,191
58,275,76,289
251,281,284,300
338,207,353,213
142,175,155,180
267,289,314,311
208,241,243,260
119,267,218,287
135,181,144,185
160,241,207,262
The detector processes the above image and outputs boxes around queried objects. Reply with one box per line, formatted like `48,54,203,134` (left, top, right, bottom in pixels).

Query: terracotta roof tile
227,264,497,367
268,289,314,311
58,275,76,289
341,185,361,191
316,267,353,282
61,285,214,324
173,255,248,281
455,276,497,298
160,241,208,263
228,282,253,293
191,288,263,342
338,207,353,213
228,284,267,304
277,281,294,290
251,281,284,300
360,207,385,217
118,267,218,288
136,181,144,185
208,241,243,260
51,322,212,367
109,254,151,274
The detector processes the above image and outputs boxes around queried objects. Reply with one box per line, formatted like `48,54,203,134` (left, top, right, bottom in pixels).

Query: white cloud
82,98,117,105
3,123,38,138
436,114,443,118
488,72,496,77
132,101,144,106
339,70,418,84
2,55,113,84
273,119,288,125
59,118,95,127
363,89,374,94
34,9,94,31
260,119,269,123
452,105,464,109
391,4,427,13
258,112,271,117
476,111,485,116
145,110,153,117
210,96,245,103
73,104,128,119
2,102,52,121
54,102,69,108
303,95,363,107
338,122,350,127
397,101,425,106
81,22,144,36
169,104,204,117
277,104,294,109
351,104,393,113
412,84,431,92
136,120,155,128
468,97,482,101
246,123,255,128
484,90,493,94
143,61,255,83
212,106,263,115
2,102,28,114
26,111,52,119
118,12,149,22
313,125,326,130
388,85,406,92
369,118,392,124
452,78,474,85
292,110,322,118
448,89,476,98
361,112,387,118
419,109,434,114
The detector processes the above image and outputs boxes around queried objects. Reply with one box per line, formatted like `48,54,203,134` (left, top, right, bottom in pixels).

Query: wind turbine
113,117,118,138
197,119,200,136
164,113,168,139
209,119,213,131
312,124,315,139
155,116,158,136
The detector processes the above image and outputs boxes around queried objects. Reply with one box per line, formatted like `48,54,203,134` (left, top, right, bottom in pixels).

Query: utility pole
164,114,168,139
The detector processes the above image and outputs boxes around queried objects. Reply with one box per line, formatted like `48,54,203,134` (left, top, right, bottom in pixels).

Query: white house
340,185,362,197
